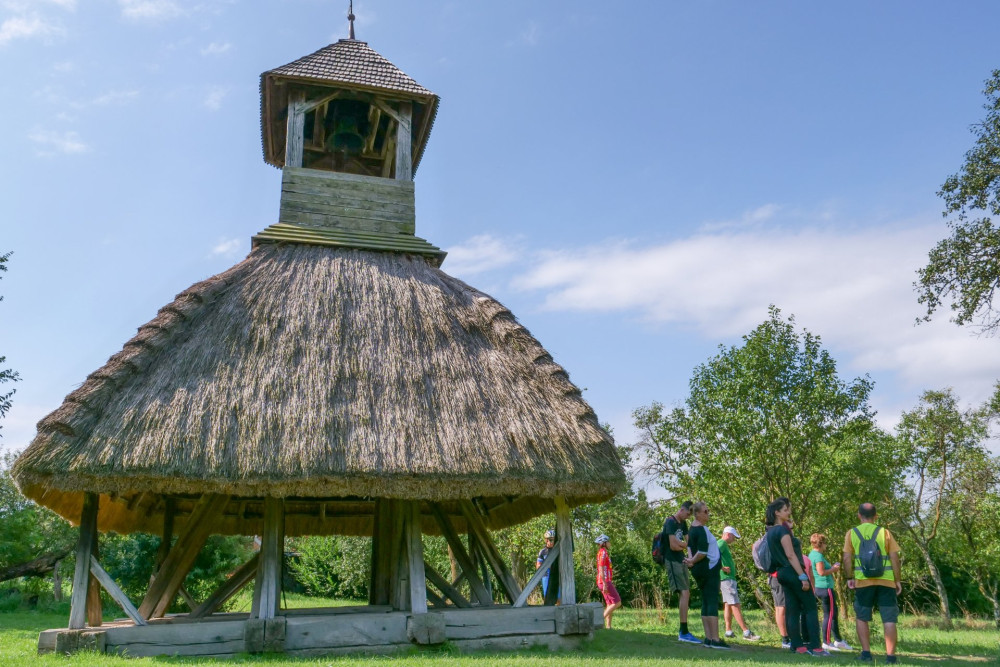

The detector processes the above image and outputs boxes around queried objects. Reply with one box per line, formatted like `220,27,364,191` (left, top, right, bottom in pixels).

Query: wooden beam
251,497,284,620
86,537,102,626
138,494,229,620
394,102,412,181
285,90,306,168
468,530,493,600
388,500,408,610
513,542,560,608
153,497,176,568
371,98,407,126
300,90,342,114
89,555,146,626
425,585,445,609
364,105,381,155
178,585,196,611
381,135,395,178
428,503,491,606
554,497,576,605
458,500,520,604
406,501,427,614
423,559,470,608
189,553,259,619
69,492,99,629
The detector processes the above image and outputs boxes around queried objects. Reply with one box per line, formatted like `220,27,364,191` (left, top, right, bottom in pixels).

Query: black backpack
752,529,774,573
651,532,665,566
853,526,886,578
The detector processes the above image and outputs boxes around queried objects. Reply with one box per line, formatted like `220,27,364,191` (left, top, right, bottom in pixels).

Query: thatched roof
13,244,623,535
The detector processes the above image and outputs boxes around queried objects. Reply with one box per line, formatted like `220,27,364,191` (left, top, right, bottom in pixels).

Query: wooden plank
459,500,520,604
425,585,445,609
554,497,576,605
90,555,146,626
283,612,408,650
283,165,415,190
370,499,392,606
395,102,412,181
189,553,259,619
278,208,413,235
251,497,284,620
285,90,306,168
438,606,556,639
300,89,342,113
138,494,230,620
86,539,102,627
279,604,392,617
103,619,246,657
279,194,415,221
512,542,560,608
69,492,99,629
382,135,395,178
406,501,427,614
428,503,491,606
423,559,470,608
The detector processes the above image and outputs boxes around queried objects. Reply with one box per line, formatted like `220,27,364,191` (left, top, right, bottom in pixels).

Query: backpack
651,532,665,566
853,526,885,578
752,529,775,573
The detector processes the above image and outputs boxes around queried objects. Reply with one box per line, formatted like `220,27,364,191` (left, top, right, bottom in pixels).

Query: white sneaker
833,640,853,651
822,643,839,652
724,631,736,638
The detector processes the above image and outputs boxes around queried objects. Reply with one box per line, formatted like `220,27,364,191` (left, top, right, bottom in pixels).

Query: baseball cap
722,526,741,539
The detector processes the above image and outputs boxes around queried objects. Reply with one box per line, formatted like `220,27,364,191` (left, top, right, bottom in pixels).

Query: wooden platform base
39,603,603,658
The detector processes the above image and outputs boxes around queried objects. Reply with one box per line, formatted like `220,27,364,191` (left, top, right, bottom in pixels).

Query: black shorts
769,575,785,607
853,584,898,623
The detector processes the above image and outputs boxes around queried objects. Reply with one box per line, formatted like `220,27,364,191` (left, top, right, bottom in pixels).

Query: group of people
580,498,903,662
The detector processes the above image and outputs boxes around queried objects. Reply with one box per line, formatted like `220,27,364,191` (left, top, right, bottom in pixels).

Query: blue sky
2,1,999,494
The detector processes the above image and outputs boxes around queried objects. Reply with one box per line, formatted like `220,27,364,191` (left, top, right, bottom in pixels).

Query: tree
917,70,1000,333
890,388,992,626
634,307,902,608
0,251,19,436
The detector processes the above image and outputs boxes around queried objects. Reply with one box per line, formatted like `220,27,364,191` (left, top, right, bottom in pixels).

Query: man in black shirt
662,500,699,643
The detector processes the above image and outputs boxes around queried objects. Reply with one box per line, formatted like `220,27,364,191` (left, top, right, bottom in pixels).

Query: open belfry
13,9,624,658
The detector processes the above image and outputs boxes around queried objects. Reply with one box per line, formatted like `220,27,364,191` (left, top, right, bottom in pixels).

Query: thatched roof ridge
13,245,623,531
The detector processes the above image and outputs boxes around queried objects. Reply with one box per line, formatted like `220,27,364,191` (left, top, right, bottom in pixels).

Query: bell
325,100,368,154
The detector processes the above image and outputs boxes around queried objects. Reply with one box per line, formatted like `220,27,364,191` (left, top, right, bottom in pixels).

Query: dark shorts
666,560,690,592
853,584,898,623
769,574,786,607
599,581,621,607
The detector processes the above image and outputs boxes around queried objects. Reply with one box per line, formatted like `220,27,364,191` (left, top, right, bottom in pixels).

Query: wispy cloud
83,89,140,107
210,237,242,258
203,85,228,111
509,20,540,47
200,40,231,56
118,0,183,21
444,234,519,277
28,128,88,155
0,14,61,44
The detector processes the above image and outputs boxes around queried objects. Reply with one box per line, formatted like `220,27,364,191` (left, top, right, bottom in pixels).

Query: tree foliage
917,69,1000,333
0,251,20,435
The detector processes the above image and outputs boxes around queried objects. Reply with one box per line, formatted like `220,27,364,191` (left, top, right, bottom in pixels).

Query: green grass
0,607,995,666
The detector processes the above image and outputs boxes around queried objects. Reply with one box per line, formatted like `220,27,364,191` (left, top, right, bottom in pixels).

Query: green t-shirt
718,540,736,581
808,549,834,588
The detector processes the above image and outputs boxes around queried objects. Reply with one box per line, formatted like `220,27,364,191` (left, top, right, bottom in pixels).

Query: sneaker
822,643,839,652
710,639,732,650
724,630,736,638
743,630,760,641
856,652,873,663
834,640,853,651
782,638,792,649
678,632,702,644
810,649,833,657
885,656,898,665
795,647,810,655
703,638,713,648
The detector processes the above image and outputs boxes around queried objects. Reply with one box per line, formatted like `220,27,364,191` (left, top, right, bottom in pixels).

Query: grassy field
0,603,995,666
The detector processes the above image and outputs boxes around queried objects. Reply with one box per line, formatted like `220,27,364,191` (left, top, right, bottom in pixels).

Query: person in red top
595,535,622,629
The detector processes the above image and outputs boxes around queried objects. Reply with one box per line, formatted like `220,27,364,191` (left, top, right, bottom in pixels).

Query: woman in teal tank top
808,533,851,651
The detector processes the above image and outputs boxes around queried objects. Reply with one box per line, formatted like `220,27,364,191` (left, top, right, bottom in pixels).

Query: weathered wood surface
448,633,586,653
406,501,427,614
285,90,305,168
89,556,146,626
283,613,408,650
189,553,259,619
251,497,284,620
281,605,392,617
554,497,576,605
423,559,470,608
394,102,412,181
429,503,491,606
389,500,408,610
139,494,230,620
103,620,246,658
369,498,391,606
282,166,415,191
459,500,520,604
512,542,560,608
439,606,556,639
69,492,99,629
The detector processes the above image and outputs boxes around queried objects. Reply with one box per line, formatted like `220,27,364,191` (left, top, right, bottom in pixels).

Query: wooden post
86,537,102,626
428,503,491,606
153,497,176,567
370,498,393,606
459,500,520,604
251,497,284,620
52,559,62,602
554,497,576,605
394,102,412,181
69,492,99,629
285,90,306,168
388,500,408,610
406,501,427,614
468,530,493,600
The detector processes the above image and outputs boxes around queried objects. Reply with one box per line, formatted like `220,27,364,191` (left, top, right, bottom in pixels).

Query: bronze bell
325,100,368,154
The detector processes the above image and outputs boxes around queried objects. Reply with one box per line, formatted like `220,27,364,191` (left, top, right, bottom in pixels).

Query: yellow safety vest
849,523,894,583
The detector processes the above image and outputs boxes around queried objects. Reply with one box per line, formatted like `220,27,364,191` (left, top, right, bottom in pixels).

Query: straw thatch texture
13,244,623,534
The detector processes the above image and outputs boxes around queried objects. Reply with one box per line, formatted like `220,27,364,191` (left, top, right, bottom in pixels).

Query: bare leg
679,589,690,624
732,604,750,632
856,619,871,652
884,622,897,656
775,605,787,636
703,615,719,642
604,601,621,629
724,603,733,633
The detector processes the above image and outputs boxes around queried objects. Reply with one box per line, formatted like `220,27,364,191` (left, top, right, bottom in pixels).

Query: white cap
595,534,610,544
722,526,741,539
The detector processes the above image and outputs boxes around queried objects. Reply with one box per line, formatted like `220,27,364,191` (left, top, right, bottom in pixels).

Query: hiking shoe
710,639,733,650
885,656,898,665
743,630,760,641
678,632,702,644
724,630,736,638
834,640,853,651
810,649,833,657
822,643,839,652
856,652,874,663
782,638,792,649
795,647,811,655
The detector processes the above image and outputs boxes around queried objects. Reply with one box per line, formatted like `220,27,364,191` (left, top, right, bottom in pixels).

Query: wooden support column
138,494,229,620
513,542,560,607
394,102,412,181
459,500,520,604
251,497,284,620
406,501,427,614
388,500,409,610
69,492,99,629
86,537,102,626
285,90,306,168
370,498,393,606
554,497,576,605
153,497,175,567
429,503,492,606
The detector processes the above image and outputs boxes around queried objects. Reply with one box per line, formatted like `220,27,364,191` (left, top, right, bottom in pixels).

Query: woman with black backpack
765,498,827,657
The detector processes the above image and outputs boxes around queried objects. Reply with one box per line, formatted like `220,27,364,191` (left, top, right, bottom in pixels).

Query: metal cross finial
348,0,356,40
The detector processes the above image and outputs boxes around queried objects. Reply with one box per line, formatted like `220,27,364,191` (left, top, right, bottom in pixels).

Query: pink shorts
600,581,621,606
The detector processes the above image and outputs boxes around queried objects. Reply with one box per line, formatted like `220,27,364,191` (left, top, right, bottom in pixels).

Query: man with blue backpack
842,503,902,664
